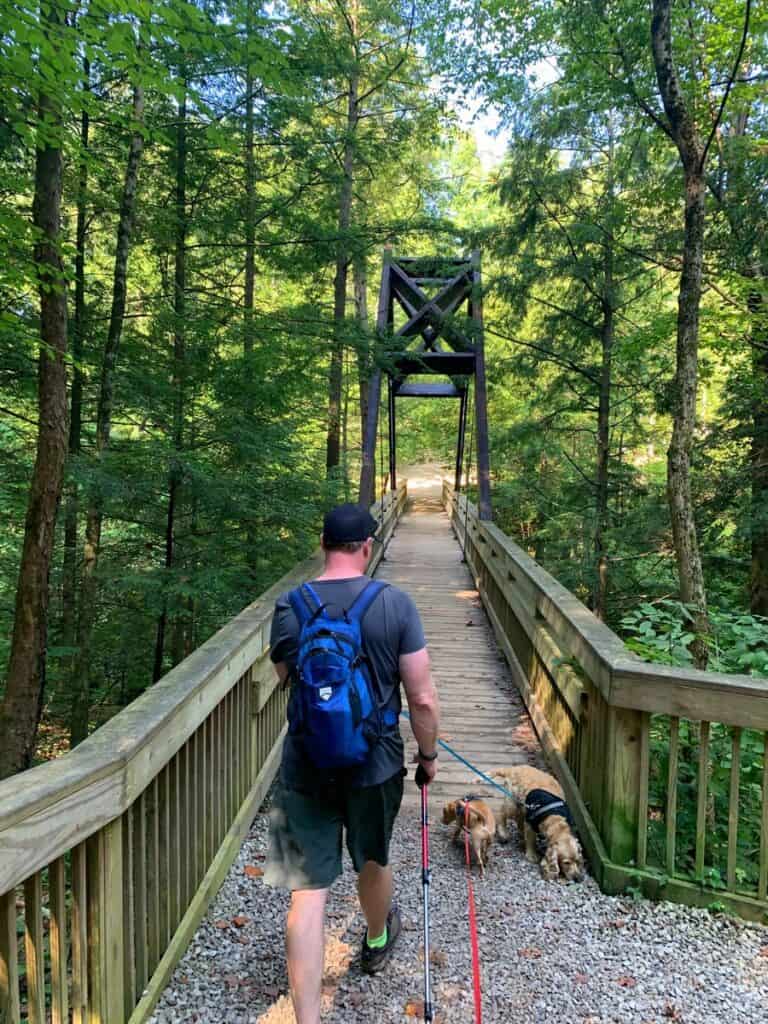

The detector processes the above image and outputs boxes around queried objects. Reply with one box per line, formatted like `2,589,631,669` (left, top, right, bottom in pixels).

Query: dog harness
456,793,484,829
525,789,574,831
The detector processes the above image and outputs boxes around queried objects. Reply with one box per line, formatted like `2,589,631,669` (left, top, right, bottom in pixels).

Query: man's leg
357,861,392,941
286,887,328,1024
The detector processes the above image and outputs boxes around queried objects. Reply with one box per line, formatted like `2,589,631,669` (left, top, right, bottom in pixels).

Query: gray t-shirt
270,576,426,789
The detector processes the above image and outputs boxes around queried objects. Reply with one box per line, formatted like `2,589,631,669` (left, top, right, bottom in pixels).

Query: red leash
463,804,483,1023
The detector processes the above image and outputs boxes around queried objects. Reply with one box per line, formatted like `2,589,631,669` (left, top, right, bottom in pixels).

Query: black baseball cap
322,503,378,544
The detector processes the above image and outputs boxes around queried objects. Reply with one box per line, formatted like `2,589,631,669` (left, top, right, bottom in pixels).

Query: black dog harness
525,789,574,854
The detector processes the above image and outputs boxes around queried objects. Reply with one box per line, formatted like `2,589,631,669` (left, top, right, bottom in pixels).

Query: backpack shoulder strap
346,579,387,623
287,582,323,628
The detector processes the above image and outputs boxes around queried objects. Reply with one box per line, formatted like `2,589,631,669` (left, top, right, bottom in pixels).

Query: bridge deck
374,491,540,806
149,496,768,1024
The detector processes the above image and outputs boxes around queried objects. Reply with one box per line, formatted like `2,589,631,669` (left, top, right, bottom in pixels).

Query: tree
0,4,71,778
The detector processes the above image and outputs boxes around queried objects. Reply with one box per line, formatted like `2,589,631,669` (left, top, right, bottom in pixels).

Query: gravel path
151,793,768,1024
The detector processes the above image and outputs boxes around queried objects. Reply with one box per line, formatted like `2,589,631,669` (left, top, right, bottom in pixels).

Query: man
265,502,440,1024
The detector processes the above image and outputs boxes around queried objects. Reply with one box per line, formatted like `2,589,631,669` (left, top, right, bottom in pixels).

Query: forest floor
151,475,768,1024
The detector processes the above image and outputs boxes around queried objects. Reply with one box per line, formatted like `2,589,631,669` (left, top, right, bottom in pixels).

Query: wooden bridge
3,253,768,1021
2,476,768,1022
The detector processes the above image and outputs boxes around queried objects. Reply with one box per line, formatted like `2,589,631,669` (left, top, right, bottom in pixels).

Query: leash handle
421,784,434,1022
463,804,483,1024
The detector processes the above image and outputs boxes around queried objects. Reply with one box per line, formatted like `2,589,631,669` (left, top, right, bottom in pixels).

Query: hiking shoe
361,906,402,974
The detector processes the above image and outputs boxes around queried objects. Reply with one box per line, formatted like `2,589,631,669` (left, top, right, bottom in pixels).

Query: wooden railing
0,483,408,1024
444,482,768,923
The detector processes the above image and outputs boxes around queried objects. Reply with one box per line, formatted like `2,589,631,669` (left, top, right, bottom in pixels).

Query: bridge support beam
388,374,397,491
359,250,492,519
359,369,381,508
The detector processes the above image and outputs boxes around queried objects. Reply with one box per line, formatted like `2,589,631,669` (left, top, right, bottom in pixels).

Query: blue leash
402,710,513,799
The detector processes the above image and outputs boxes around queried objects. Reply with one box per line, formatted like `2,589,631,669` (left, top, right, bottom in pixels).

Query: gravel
150,792,768,1024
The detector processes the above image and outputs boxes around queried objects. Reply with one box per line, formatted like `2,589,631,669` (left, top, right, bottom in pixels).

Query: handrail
444,480,768,923
0,482,408,1023
446,485,768,726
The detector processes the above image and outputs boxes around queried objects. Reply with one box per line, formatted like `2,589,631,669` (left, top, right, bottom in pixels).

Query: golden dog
494,766,584,882
441,796,496,876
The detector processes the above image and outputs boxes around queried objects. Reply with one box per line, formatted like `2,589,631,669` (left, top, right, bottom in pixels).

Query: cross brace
359,252,492,520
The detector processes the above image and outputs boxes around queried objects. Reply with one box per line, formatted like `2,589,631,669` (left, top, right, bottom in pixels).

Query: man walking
265,502,440,1024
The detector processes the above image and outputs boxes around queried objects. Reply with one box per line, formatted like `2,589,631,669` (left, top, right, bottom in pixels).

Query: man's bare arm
400,647,439,782
274,661,289,683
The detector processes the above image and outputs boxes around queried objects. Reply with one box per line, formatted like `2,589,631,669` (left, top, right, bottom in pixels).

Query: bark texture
593,252,614,621
651,0,711,667
354,251,370,438
0,41,68,778
61,57,90,726
326,61,358,472
70,82,145,744
154,87,187,681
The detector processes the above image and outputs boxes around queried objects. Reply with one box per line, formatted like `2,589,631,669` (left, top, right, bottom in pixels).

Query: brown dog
494,766,584,882
442,795,496,876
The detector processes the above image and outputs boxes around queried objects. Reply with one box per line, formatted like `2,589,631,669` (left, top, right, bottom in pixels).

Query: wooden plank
600,860,768,924
611,664,768,731
206,714,216,866
636,712,650,870
23,874,45,1024
86,818,125,1023
666,717,680,876
49,857,69,1024
760,733,768,901
195,727,206,894
0,888,21,1024
727,726,742,891
602,705,643,865
158,767,170,951
123,813,136,1018
695,721,710,881
71,842,88,1024
146,780,160,976
132,794,148,999
128,724,287,1024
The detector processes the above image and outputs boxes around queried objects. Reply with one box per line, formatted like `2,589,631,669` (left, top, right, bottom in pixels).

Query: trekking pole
419,779,434,1022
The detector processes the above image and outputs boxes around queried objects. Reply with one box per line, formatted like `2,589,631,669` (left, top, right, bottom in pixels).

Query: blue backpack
287,579,396,770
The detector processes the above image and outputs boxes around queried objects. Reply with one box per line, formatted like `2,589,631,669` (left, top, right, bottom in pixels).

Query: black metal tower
359,251,492,520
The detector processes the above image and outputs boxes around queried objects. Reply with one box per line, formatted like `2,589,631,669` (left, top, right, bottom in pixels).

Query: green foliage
646,718,767,892
1,0,767,771
622,601,768,678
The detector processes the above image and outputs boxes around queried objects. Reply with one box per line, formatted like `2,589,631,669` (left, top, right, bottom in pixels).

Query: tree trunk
243,11,259,566
244,0,256,362
651,0,711,667
354,251,370,438
593,257,614,621
70,82,145,744
751,288,768,615
154,86,187,680
0,25,68,779
326,67,358,472
61,57,90,722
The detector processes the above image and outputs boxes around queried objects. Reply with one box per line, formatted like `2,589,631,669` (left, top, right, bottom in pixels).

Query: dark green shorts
264,770,405,891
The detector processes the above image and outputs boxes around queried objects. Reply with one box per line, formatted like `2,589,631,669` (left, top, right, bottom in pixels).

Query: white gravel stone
150,790,768,1023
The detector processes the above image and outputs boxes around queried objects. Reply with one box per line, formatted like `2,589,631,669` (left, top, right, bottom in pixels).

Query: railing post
1,889,21,1024
602,704,643,866
87,817,125,1022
